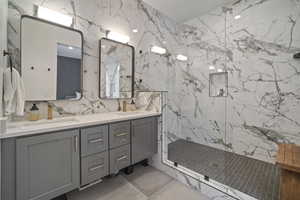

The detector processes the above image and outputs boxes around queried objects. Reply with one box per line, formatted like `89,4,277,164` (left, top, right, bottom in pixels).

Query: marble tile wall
7,0,169,120
6,0,300,198
173,0,300,163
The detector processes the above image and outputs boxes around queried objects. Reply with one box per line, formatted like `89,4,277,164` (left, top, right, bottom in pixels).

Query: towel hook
3,50,12,57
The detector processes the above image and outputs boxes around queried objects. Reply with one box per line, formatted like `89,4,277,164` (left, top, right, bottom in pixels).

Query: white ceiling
143,0,233,23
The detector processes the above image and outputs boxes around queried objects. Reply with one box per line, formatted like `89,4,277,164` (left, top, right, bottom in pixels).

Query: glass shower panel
164,73,228,187
163,7,230,196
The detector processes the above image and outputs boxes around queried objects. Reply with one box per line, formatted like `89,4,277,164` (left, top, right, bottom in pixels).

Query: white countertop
1,111,161,139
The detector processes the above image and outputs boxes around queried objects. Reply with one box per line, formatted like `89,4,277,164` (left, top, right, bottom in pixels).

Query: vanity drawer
81,151,109,186
109,144,131,174
81,125,108,157
109,121,130,149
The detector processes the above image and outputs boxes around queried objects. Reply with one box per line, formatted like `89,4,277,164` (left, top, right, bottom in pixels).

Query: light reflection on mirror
100,38,134,99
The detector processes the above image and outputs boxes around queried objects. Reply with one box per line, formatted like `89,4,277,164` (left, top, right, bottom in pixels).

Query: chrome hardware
88,138,103,144
89,164,104,172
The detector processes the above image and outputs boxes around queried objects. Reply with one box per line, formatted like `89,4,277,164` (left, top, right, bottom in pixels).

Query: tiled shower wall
6,0,300,187
176,0,300,163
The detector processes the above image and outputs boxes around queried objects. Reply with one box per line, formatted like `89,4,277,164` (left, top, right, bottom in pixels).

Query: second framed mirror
99,38,134,99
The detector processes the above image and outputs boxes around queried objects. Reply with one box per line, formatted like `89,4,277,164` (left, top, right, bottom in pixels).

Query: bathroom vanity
1,111,160,200
0,10,162,200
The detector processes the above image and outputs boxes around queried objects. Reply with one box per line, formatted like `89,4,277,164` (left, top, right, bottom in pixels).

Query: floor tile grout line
119,175,150,199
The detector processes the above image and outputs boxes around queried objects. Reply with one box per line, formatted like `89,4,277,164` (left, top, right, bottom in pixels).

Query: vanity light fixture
209,65,216,71
132,29,138,33
107,31,130,44
234,15,241,20
176,54,188,61
37,6,73,26
151,46,167,55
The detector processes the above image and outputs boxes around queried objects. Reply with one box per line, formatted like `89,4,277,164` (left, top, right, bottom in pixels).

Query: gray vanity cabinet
80,125,109,186
16,129,80,200
131,117,158,164
108,122,131,174
1,115,160,200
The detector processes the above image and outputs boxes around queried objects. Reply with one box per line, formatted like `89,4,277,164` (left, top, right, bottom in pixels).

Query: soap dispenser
28,104,40,121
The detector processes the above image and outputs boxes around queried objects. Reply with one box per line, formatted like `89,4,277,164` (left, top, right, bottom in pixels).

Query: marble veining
6,0,300,199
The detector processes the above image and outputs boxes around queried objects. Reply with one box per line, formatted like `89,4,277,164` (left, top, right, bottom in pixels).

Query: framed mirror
21,15,83,101
209,72,228,97
99,38,134,99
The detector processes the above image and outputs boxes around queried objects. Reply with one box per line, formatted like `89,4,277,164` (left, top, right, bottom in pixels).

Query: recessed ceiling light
132,29,138,33
176,54,188,61
217,69,224,72
107,31,130,43
68,46,73,50
37,6,73,26
151,46,166,55
234,15,241,20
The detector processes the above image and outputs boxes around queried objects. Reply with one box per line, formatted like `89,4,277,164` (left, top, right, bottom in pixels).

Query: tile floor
67,165,211,200
169,139,280,200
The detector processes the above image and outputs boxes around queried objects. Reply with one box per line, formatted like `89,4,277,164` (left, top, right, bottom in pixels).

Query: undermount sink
8,117,79,129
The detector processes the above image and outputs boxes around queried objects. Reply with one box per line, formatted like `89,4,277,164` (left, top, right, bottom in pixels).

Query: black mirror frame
99,38,135,99
20,14,84,101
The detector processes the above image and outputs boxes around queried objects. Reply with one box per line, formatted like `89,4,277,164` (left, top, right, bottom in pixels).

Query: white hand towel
3,68,25,116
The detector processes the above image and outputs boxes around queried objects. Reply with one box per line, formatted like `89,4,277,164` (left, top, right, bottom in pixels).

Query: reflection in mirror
57,43,82,100
100,38,134,99
21,15,83,101
209,72,228,97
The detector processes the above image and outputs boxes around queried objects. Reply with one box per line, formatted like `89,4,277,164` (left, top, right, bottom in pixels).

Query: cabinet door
16,130,80,200
131,117,158,164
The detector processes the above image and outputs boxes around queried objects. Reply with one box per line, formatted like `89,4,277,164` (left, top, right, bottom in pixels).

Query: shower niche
209,72,228,97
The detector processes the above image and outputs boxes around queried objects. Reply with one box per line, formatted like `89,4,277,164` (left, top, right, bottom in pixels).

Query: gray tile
168,139,280,200
149,181,210,200
122,165,173,196
67,175,147,200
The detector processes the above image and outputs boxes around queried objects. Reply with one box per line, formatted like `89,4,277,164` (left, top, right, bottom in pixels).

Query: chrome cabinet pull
115,132,128,137
88,138,103,144
89,164,104,172
117,155,127,161
74,135,78,152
